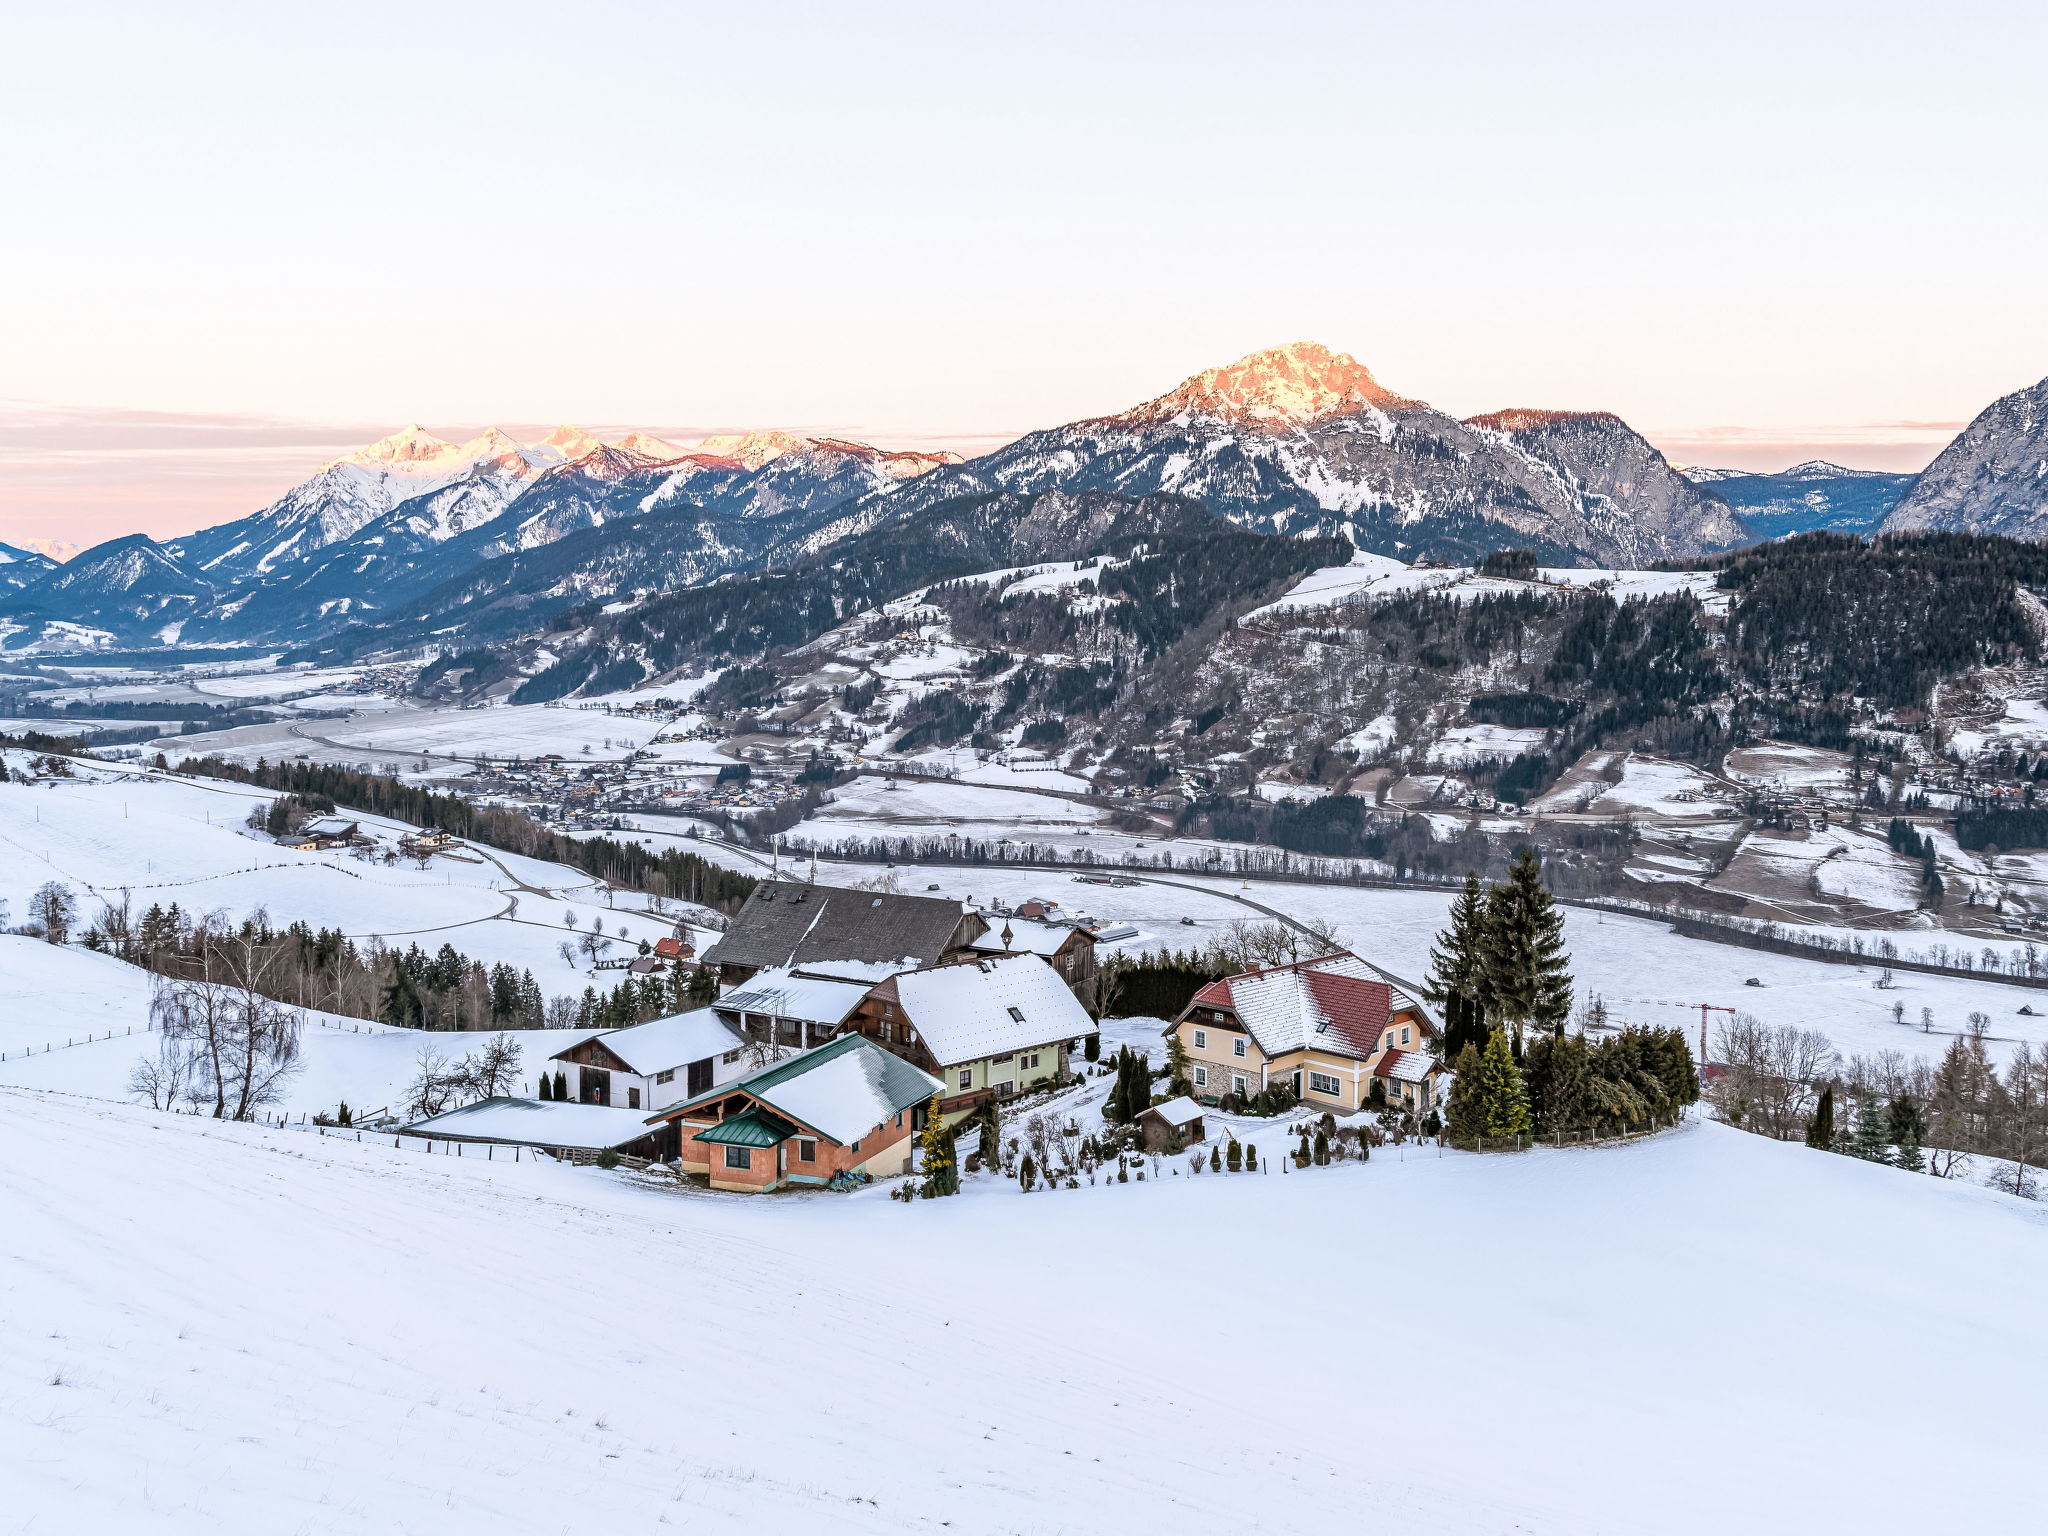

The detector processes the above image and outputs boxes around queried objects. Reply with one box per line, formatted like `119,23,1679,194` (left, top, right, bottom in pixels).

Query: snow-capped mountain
805,343,1747,567
1881,374,2048,537
1682,459,1916,538
166,425,553,583
0,541,59,593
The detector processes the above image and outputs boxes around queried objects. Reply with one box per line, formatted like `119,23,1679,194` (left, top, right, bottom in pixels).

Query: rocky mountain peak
692,429,812,470
333,424,469,473
1114,341,1412,430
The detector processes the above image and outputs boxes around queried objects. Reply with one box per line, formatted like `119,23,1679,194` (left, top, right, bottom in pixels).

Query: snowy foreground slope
7,1093,2042,1536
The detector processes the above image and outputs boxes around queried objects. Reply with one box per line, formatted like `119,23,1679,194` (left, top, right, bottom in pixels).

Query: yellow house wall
1176,1016,1267,1098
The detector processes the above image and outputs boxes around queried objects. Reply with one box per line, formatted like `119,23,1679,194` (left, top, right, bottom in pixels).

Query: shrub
1209,1143,1222,1172
1226,1139,1242,1172
1244,1142,1256,1172
595,1149,620,1170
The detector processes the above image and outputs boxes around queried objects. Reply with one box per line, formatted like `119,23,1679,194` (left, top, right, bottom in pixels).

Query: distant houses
1168,952,1444,1116
647,1034,943,1191
276,815,367,851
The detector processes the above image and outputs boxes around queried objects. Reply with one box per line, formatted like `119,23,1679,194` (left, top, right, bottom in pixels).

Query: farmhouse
276,815,365,851
648,1033,943,1192
846,953,1093,1125
966,916,1098,1010
1167,952,1444,1116
548,1007,748,1111
701,879,986,987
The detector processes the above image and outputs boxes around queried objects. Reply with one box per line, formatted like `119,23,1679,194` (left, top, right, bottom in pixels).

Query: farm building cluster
406,878,1444,1192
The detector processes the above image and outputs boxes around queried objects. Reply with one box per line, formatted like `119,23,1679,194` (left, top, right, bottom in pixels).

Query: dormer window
1007,1005,1025,1022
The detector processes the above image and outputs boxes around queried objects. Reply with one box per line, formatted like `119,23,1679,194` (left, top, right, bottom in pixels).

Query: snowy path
6,1091,2043,1534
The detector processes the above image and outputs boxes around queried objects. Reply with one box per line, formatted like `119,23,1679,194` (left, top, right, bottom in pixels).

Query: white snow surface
5,1091,2042,1533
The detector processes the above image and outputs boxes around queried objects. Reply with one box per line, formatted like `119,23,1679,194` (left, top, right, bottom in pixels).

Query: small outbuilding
1138,1095,1206,1152
400,1098,672,1164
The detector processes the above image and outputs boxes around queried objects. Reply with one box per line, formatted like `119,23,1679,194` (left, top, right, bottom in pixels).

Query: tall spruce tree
1426,872,1493,1061
918,1092,958,1197
1805,1086,1835,1149
1852,1095,1892,1163
1481,848,1574,1055
1477,1026,1532,1138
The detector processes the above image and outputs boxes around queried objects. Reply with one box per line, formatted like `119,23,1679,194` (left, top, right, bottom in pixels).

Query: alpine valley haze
7,8,2048,1536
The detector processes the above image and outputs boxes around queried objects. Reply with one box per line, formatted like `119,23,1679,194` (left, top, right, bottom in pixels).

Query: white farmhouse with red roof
1167,952,1444,1117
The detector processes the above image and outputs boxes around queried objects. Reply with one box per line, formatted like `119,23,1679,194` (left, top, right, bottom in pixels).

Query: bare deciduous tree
30,880,75,944
127,1037,197,1111
1708,1015,1836,1140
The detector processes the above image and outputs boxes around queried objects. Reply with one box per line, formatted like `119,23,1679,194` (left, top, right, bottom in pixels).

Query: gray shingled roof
703,880,979,974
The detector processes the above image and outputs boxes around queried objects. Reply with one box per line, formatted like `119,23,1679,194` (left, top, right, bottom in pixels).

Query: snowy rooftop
717,966,872,1027
1193,952,1420,1061
560,1007,742,1076
887,954,1094,1066
1142,1095,1205,1128
405,1098,656,1151
966,918,1086,959
652,1033,941,1146
1372,1049,1438,1083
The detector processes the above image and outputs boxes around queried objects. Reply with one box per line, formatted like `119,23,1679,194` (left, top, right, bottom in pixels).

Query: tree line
173,755,757,912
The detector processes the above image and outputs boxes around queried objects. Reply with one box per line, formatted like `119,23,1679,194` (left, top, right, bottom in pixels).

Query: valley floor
5,1091,2043,1535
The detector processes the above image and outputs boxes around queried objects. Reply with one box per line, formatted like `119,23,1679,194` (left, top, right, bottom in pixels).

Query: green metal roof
647,1031,936,1127
691,1106,800,1148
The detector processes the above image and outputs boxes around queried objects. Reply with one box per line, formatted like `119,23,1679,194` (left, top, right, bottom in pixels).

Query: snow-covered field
0,763,707,1006
7,1090,2042,1534
314,705,674,763
1250,555,1727,620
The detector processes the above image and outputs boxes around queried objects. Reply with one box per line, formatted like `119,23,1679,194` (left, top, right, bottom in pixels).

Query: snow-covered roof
1142,1095,1205,1128
887,954,1094,1066
1373,1049,1438,1082
405,1098,656,1151
301,815,359,836
1187,952,1439,1060
716,966,871,1027
559,1007,742,1076
651,1033,941,1146
967,918,1088,959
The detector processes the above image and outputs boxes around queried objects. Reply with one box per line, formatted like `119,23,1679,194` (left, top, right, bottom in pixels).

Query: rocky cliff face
1882,375,2048,537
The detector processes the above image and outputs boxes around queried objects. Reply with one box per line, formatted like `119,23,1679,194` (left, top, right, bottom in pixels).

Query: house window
723,1145,751,1170
995,1081,1014,1098
1231,1074,1246,1095
654,1069,674,1085
1383,1031,1393,1051
1193,1029,1207,1050
851,1138,862,1152
1007,1006,1025,1022
1194,1066,1208,1088
628,1088,641,1109
1309,1071,1340,1097
993,1052,1014,1064
722,1050,741,1065
958,1069,973,1090
1232,1038,1246,1058
1400,1026,1411,1047
798,1139,817,1163
883,1002,894,1017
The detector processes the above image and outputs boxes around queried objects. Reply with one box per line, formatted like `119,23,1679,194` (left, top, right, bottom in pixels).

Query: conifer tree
1478,1027,1532,1137
1313,1128,1329,1165
1446,1042,1486,1142
1805,1085,1835,1149
1852,1095,1892,1162
1426,872,1492,1061
1481,849,1574,1054
537,1073,551,1101
918,1093,957,1197
1084,1031,1100,1063
1244,1142,1256,1171
554,1069,569,1102
1210,1142,1222,1172
1889,1094,1926,1171
1226,1138,1242,1172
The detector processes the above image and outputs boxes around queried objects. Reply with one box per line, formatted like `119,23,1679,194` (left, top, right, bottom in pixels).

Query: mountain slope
1683,460,1916,538
800,343,1747,568
0,533,213,644
1882,374,2048,536
0,541,58,593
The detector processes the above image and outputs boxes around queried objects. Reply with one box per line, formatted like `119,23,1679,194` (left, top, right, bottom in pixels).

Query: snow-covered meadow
7,1090,2043,1535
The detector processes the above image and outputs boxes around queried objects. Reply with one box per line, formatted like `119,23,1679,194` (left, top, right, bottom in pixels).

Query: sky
3,0,2044,549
